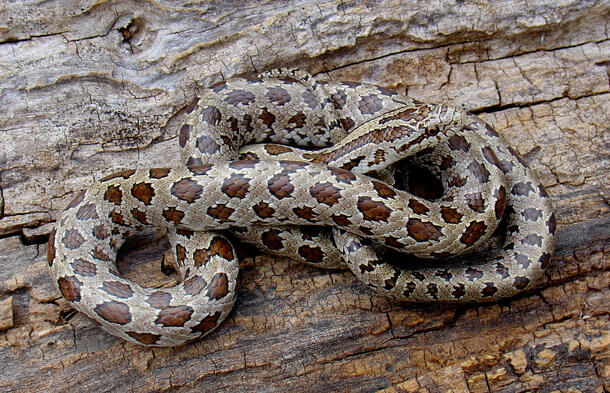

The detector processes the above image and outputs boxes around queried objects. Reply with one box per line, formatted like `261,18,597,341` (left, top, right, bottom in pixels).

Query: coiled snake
47,70,556,346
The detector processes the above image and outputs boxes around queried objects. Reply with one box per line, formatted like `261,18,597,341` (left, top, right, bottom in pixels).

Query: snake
47,69,556,346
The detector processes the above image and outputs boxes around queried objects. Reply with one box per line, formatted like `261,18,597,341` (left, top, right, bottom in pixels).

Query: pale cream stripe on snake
47,70,556,346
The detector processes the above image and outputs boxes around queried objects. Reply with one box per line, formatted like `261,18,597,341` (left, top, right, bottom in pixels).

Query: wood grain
0,1,608,392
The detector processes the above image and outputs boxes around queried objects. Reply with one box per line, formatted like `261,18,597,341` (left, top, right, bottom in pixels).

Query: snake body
47,70,556,346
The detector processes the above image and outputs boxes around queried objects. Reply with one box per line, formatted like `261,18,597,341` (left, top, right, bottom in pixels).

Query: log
1,1,608,392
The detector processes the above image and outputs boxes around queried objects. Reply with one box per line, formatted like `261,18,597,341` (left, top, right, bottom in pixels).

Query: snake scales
47,70,556,346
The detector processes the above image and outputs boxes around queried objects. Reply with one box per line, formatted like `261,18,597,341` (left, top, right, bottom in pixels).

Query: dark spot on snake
287,112,307,129
172,178,204,203
196,135,221,155
329,167,357,183
206,204,235,222
481,283,498,297
57,276,82,302
384,236,403,248
310,183,341,206
358,94,383,115
521,207,543,222
330,90,347,109
207,273,229,300
126,332,161,345
451,284,466,299
192,248,209,267
494,263,510,279
100,169,136,182
512,276,530,290
176,243,188,266
300,226,322,240
465,192,485,213
210,237,234,261
468,160,490,183
356,225,372,236
209,81,226,92
280,161,308,173
94,301,132,325
104,185,123,205
372,181,397,198
253,201,275,218
193,311,222,333
155,305,194,327
92,224,109,240
494,186,507,219
109,211,126,226
499,159,515,172
298,245,324,263
440,155,453,170
522,233,543,247
481,146,502,169
179,124,191,148
484,123,499,138
65,190,86,209
300,90,318,109
264,144,292,155
266,86,292,105
62,229,85,250
447,134,469,152
71,258,97,276
340,117,356,131
259,108,276,127
131,208,148,225
408,199,429,215
229,160,259,170
185,97,199,114
92,247,111,262
358,262,375,274
507,146,528,166
339,156,365,171
224,89,256,106
47,229,56,266
514,253,531,269
102,281,134,299
547,213,557,234
268,173,294,199
383,268,400,290
402,282,416,298
201,105,222,125
163,207,185,224
407,218,443,242
447,175,467,187
186,158,205,170
435,270,452,281
441,206,463,224
131,182,155,205
539,252,552,269
465,268,484,281
331,214,351,226
460,221,486,246
293,206,317,221
147,291,172,309
184,276,207,296
261,229,284,250
149,168,171,179
426,283,439,299
358,197,391,222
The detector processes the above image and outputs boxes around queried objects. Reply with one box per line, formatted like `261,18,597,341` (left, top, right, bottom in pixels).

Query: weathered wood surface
1,1,608,392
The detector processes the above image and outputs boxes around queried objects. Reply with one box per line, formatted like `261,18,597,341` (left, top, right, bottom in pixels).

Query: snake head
421,104,467,135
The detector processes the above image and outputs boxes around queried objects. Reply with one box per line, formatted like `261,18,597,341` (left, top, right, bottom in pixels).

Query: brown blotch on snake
58,276,82,302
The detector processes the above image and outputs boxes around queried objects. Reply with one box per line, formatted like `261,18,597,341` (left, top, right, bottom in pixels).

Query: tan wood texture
0,1,608,392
